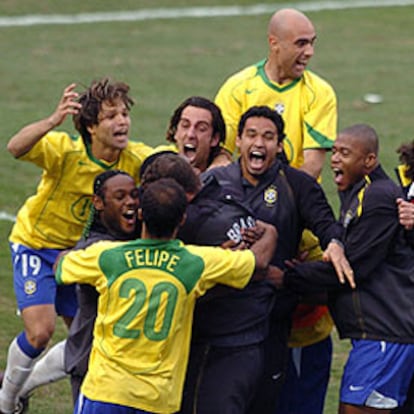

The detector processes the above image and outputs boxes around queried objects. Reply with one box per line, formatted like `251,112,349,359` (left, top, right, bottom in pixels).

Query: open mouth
332,167,344,185
114,130,128,138
249,150,266,169
122,208,137,224
184,143,197,161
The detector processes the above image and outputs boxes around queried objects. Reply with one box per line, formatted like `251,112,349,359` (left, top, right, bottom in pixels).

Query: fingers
49,83,81,127
397,199,414,230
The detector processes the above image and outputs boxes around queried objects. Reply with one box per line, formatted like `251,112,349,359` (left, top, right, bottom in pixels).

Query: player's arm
301,148,326,179
7,83,81,158
208,147,233,169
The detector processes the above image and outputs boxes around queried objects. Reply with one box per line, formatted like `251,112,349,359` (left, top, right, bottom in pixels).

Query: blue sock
16,331,45,359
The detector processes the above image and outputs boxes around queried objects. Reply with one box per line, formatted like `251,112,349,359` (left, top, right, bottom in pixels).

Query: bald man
215,8,337,414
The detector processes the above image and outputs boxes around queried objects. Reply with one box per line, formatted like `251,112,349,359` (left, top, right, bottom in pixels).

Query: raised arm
7,83,81,158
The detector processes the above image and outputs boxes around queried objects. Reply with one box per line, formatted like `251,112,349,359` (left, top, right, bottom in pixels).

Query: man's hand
397,198,414,230
323,240,355,289
264,265,284,289
208,147,233,169
48,83,82,128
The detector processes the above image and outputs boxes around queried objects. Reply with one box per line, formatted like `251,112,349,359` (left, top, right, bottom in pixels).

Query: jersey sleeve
303,79,337,151
55,241,110,286
187,246,256,296
215,76,244,155
19,131,74,173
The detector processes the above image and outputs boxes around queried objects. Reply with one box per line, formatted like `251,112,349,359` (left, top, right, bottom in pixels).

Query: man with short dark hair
56,177,277,414
280,124,414,413
178,106,350,414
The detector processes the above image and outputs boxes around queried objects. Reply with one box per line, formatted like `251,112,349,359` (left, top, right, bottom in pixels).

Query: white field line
1,0,414,28
0,212,16,222
1,0,412,220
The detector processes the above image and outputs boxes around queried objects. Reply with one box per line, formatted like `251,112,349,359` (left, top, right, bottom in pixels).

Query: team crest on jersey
274,102,285,115
24,280,37,295
264,186,278,206
71,195,93,223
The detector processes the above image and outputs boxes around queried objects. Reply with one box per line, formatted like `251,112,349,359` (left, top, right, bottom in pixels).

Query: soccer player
55,178,277,414
0,78,152,414
215,9,338,413
280,124,414,413
154,95,231,173
64,169,141,403
177,106,351,414
215,8,336,177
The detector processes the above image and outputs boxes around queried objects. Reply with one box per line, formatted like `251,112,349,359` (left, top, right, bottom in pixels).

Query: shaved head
339,124,379,156
265,8,316,83
268,8,314,38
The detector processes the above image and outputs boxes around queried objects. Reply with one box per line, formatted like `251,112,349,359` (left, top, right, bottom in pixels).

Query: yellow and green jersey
215,59,337,169
9,131,152,250
56,238,255,413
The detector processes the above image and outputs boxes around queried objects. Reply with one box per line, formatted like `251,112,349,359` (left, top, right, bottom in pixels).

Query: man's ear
179,212,187,227
268,34,278,50
93,195,104,211
210,133,220,148
276,141,284,153
365,153,377,170
235,135,242,150
138,208,143,221
87,124,96,136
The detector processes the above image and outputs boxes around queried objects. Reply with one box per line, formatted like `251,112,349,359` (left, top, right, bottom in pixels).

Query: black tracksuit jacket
285,165,414,343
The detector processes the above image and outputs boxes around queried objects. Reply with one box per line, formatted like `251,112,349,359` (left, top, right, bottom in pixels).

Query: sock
0,333,43,414
19,339,67,398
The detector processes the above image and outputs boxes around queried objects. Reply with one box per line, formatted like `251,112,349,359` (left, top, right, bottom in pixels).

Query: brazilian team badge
264,185,278,206
24,279,37,295
274,102,285,115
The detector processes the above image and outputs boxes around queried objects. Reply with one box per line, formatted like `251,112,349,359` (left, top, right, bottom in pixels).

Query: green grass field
1,1,413,412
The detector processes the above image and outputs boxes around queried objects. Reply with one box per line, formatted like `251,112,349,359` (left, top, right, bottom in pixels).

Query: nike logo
78,160,88,166
349,385,364,391
245,88,257,94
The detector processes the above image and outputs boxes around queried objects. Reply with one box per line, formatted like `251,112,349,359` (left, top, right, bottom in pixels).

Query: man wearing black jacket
282,124,414,413
177,106,350,414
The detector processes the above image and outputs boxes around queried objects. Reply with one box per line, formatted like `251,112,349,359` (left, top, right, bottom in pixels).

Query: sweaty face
98,174,140,238
272,19,316,82
88,99,131,152
236,116,282,185
331,133,370,192
174,106,219,173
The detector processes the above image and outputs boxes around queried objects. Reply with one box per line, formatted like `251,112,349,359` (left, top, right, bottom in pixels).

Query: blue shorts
340,339,414,409
10,242,78,317
75,394,153,414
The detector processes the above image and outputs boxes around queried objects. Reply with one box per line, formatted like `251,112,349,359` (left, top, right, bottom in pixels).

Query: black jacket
179,159,340,346
285,165,414,343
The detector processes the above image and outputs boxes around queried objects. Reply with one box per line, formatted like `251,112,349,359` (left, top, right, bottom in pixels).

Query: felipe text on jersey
124,248,180,273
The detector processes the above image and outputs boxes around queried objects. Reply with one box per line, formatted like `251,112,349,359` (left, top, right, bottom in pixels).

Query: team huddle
1,7,414,414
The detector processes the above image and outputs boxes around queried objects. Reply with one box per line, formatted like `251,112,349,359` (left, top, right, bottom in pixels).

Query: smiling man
281,124,414,413
164,96,226,174
176,106,349,414
215,11,338,413
215,8,336,178
0,78,152,414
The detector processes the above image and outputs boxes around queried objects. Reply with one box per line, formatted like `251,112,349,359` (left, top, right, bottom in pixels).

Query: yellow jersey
215,59,337,169
9,131,152,249
56,238,255,413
